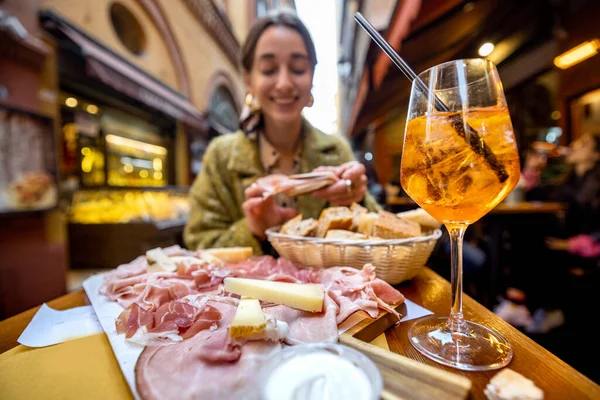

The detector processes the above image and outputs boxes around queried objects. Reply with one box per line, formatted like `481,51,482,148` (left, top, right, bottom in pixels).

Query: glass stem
446,224,468,332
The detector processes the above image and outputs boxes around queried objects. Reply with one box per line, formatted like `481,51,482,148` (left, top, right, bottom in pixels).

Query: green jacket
184,123,381,254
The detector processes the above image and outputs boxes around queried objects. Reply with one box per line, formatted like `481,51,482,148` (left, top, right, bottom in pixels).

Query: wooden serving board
340,303,472,400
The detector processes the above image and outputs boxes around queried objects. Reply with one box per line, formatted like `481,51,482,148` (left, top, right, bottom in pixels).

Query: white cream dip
262,351,373,400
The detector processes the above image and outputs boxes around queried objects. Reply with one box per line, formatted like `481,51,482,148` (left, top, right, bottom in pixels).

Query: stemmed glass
400,59,520,371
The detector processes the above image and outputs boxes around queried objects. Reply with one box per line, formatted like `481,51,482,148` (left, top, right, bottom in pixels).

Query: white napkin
17,303,103,347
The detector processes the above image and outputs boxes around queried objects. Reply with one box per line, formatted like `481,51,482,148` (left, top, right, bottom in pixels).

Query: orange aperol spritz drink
401,59,519,371
401,106,520,224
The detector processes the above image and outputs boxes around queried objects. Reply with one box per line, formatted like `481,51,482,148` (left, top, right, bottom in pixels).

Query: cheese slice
229,298,267,339
224,278,324,312
146,248,176,272
204,247,253,263
146,247,172,264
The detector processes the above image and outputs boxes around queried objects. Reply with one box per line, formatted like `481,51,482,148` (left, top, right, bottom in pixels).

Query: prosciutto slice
101,258,225,310
226,256,321,283
320,264,405,324
116,297,223,345
102,274,196,311
101,245,194,283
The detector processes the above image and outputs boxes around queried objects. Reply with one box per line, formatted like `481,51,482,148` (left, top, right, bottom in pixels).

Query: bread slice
325,229,369,240
373,210,422,239
324,229,368,264
349,202,368,231
315,206,353,237
280,214,318,237
204,247,253,263
396,208,441,230
484,369,543,400
357,212,379,236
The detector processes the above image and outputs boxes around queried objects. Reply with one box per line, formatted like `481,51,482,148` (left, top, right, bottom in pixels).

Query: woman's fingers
311,179,346,199
242,197,265,215
245,182,268,199
277,207,298,221
340,161,365,180
312,172,368,203
313,164,345,176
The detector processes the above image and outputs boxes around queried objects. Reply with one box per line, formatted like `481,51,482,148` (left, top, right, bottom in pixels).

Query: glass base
408,315,513,371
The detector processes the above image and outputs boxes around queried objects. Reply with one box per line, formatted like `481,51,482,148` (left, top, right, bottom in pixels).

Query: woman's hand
243,183,297,241
311,161,368,206
545,237,569,251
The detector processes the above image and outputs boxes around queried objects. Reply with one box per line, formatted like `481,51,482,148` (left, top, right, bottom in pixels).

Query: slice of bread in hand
325,229,369,240
280,214,318,237
357,212,379,236
396,208,441,230
315,206,354,237
373,210,422,239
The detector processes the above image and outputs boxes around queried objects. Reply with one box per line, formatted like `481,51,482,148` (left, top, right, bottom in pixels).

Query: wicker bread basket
266,227,442,285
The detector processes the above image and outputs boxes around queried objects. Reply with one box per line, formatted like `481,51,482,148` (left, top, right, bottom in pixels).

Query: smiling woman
240,8,317,139
183,9,381,254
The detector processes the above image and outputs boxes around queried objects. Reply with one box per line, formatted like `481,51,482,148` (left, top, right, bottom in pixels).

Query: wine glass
400,59,520,371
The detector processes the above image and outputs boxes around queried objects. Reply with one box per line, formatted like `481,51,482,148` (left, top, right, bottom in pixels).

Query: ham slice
136,339,280,400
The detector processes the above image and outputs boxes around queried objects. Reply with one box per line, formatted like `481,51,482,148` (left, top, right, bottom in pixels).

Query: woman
496,133,600,333
184,9,380,254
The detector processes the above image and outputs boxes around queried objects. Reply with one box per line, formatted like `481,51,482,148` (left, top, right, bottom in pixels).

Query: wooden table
1,267,597,399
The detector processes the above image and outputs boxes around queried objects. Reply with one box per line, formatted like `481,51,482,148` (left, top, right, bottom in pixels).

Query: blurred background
1,0,599,380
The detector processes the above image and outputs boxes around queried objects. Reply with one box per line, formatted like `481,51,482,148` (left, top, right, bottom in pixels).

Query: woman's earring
307,94,314,108
245,93,261,112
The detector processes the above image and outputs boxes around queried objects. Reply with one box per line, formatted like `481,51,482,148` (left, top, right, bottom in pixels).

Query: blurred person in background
496,133,600,334
184,9,379,255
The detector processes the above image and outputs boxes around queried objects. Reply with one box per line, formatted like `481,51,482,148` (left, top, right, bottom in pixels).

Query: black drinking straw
354,12,508,183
